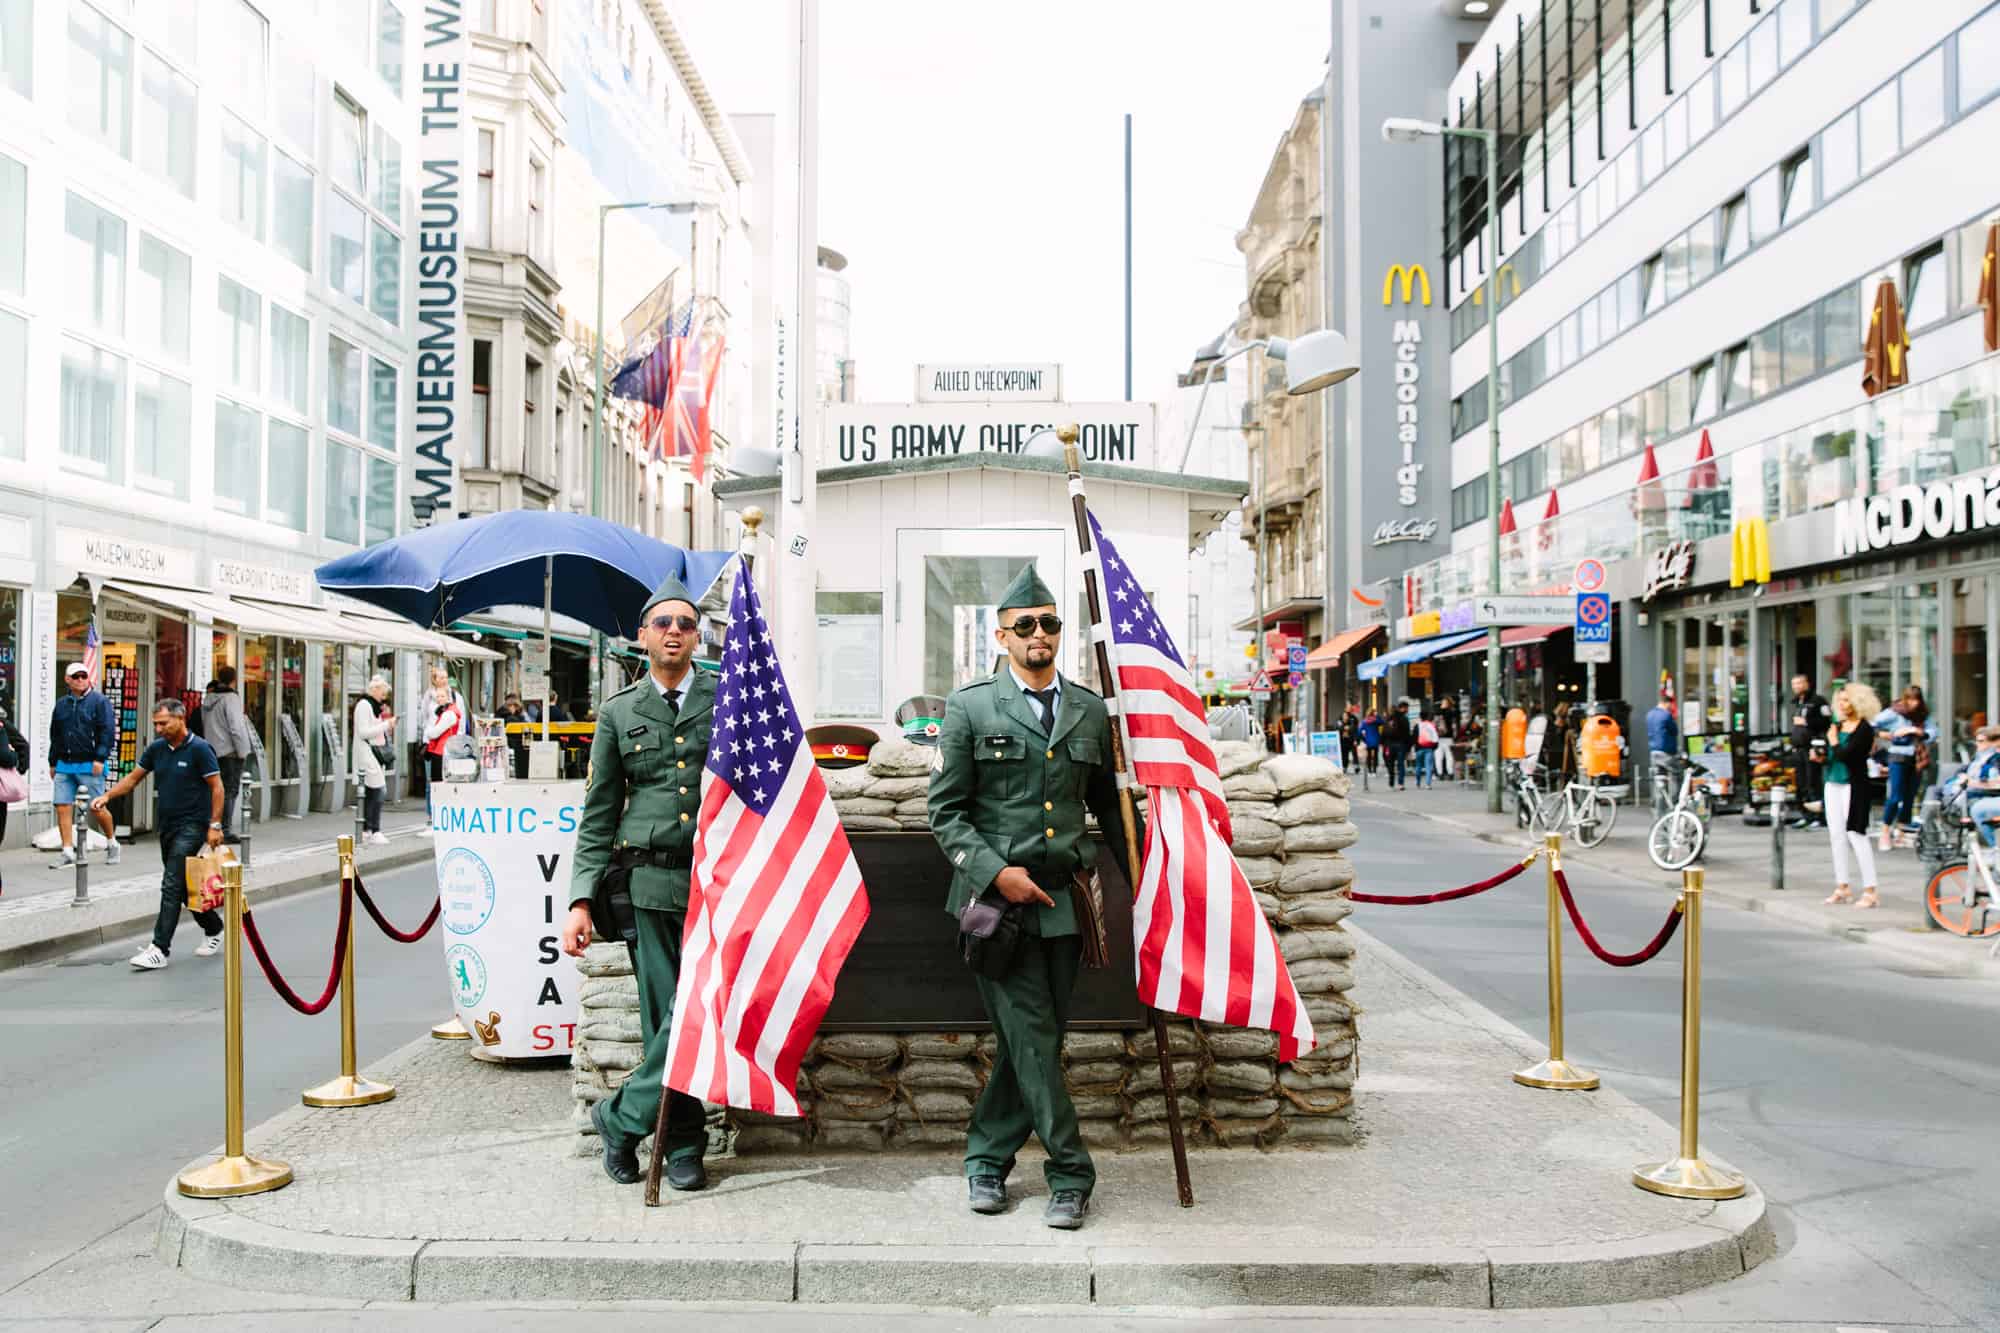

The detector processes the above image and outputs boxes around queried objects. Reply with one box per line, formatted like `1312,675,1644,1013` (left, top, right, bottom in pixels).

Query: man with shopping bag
91,699,225,971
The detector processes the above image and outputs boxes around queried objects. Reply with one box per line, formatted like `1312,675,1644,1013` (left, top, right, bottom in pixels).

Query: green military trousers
599,906,709,1161
965,931,1095,1193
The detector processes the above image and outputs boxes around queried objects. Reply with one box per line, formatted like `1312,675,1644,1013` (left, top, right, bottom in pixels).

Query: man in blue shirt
1645,692,1680,808
91,700,225,971
48,662,120,867
1964,725,2000,849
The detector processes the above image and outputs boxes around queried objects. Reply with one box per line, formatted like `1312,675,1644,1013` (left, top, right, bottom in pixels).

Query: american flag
1089,511,1315,1063
82,621,101,686
662,563,871,1113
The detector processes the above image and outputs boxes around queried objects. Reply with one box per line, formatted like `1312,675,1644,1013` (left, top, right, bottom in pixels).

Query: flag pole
1057,425,1195,1209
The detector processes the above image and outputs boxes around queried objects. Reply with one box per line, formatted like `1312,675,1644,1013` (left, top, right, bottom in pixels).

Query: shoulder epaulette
951,677,996,695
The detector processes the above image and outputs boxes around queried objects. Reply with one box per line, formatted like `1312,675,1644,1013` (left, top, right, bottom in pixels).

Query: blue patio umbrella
313,509,733,639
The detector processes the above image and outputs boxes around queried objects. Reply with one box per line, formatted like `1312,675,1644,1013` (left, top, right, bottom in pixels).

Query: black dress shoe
666,1154,709,1191
1044,1188,1089,1230
967,1175,1007,1214
589,1100,642,1185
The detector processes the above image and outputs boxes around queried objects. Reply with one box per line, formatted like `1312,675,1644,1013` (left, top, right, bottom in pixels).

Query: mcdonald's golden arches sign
1382,263,1432,306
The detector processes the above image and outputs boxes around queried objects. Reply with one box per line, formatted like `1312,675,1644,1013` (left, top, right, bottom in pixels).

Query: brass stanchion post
303,836,395,1107
1634,867,1746,1198
177,861,292,1197
1513,832,1600,1090
432,1016,472,1040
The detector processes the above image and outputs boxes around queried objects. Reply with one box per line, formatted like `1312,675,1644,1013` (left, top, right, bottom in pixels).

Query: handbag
957,891,1025,980
0,764,25,805
371,741,395,770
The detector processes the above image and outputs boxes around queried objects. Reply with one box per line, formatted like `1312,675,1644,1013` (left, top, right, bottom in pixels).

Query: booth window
923,557,1029,698
815,592,883,721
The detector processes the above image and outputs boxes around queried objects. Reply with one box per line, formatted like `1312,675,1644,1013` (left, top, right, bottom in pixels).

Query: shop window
67,0,132,156
1721,342,1752,410
1858,83,1896,176
59,337,124,480
269,304,309,414
273,150,314,271
218,277,261,394
220,115,267,243
1778,147,1812,226
0,310,23,461
1819,108,1858,199
1780,307,1817,387
138,52,195,197
1902,242,1946,330
133,365,189,499
1961,4,2000,112
65,192,125,336
213,399,261,514
1899,45,1947,147
133,234,190,363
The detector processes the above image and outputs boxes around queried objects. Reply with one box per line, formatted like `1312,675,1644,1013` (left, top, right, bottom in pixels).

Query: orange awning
1305,624,1385,670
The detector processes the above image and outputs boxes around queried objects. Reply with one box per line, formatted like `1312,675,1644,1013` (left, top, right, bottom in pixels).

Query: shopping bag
185,846,237,914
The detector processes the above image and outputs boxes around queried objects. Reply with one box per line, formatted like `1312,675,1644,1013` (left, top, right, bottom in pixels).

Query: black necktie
665,688,681,717
1029,688,1056,735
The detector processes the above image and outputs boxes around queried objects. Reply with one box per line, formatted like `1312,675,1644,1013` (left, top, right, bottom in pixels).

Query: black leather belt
615,846,692,870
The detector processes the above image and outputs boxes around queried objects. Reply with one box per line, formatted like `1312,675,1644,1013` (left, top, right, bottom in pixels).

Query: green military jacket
568,667,715,914
927,667,1130,937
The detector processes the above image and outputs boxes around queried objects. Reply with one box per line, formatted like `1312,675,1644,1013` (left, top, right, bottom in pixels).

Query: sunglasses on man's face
1007,614,1063,638
649,614,699,633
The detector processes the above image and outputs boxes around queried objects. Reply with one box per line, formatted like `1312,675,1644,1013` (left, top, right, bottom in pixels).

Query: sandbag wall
572,737,1359,1154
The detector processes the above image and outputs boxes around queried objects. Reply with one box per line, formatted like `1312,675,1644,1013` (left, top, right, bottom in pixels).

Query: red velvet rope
241,881,351,1016
1349,854,1534,905
352,873,441,944
1553,868,1683,967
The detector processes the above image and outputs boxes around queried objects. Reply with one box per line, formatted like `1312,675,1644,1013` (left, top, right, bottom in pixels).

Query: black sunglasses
1006,614,1063,637
648,614,699,633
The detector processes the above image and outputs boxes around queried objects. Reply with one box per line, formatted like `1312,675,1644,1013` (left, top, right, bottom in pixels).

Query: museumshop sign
1642,540,1696,601
1834,472,2000,557
1372,517,1438,546
913,362,1062,403
828,402,1156,468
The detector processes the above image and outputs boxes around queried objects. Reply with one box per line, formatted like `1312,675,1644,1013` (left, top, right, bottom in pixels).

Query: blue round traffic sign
1577,594,1610,626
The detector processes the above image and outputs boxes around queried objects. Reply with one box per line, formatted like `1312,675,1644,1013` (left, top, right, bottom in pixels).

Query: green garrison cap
996,562,1056,613
640,571,698,619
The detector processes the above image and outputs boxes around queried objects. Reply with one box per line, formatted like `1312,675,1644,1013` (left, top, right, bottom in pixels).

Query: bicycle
1532,776,1619,848
1646,759,1712,871
1504,760,1542,831
1922,807,2000,945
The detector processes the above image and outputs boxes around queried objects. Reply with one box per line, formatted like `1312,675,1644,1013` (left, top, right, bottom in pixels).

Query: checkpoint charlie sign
915,362,1062,402
829,401,1157,469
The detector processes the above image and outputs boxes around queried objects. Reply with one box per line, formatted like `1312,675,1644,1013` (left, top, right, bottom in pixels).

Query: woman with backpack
0,703,28,896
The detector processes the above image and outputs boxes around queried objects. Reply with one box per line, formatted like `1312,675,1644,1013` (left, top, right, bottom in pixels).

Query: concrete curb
0,840,434,972
1351,795,1988,979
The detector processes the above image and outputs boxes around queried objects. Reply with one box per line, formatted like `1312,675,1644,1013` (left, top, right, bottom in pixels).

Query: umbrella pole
542,556,553,743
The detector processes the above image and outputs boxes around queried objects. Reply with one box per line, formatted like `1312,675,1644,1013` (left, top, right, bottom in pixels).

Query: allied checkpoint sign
827,402,1157,469
431,782,583,1060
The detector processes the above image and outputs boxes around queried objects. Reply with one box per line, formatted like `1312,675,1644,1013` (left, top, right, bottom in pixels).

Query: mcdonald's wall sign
1382,263,1432,307
1729,518,1771,588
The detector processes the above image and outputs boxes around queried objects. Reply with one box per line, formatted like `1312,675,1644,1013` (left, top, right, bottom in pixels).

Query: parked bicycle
1534,777,1619,848
1647,758,1712,871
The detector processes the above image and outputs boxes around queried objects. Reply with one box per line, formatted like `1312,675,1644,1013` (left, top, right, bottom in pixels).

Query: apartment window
213,399,260,514
220,116,267,242
1718,43,1747,118
0,312,21,460
1599,405,1623,461
1958,220,1995,310
1687,71,1715,143
1777,0,1811,66
1899,46,1947,147
1903,242,1947,330
1820,109,1858,199
1661,97,1687,165
132,234,189,362
1961,5,2000,111
1666,368,1690,431
1614,270,1641,335
367,356,396,448
64,193,125,335
369,221,399,322
1721,342,1752,410
1597,286,1619,343
327,335,362,436
372,128,401,225
218,278,260,394
219,0,267,112
268,303,308,413
1578,298,1600,357
1858,84,1897,175
1687,219,1717,287
1816,0,1857,35
523,355,543,472
471,128,495,249
1747,167,1780,246
266,420,307,530
132,365,189,498
137,53,194,196
328,193,366,305
60,338,125,480
0,154,22,295
468,339,492,467
1662,234,1691,305
273,35,314,150
67,0,132,156
1639,121,1664,187
1749,323,1781,398
377,1,403,93
333,89,367,198
2,0,30,96
1746,12,1778,91
528,157,545,261
365,454,395,542
1780,307,1817,387
272,151,314,271
1640,254,1665,315
1821,284,1862,365
1775,149,1811,227
1688,358,1718,423
325,441,362,543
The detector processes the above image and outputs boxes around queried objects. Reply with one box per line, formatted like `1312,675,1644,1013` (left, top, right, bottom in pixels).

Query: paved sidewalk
1349,773,1993,977
0,803,434,969
156,926,1772,1310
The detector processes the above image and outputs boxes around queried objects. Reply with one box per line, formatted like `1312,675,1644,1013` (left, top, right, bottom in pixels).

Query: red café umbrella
1679,428,1720,508
1633,442,1666,513
1536,488,1560,553
1496,496,1518,536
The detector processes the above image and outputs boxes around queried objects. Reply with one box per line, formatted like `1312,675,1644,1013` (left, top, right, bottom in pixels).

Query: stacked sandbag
826,737,939,831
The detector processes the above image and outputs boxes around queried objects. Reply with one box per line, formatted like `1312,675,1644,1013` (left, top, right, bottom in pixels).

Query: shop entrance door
98,641,152,836
894,528,1070,708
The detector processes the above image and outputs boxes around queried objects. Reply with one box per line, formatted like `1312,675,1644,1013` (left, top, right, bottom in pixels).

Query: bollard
1513,832,1601,1091
302,836,396,1108
177,862,293,1197
1633,868,1747,1199
70,841,89,907
1769,786,1786,892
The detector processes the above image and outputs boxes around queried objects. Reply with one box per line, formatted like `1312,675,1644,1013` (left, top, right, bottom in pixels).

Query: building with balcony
1392,0,2000,759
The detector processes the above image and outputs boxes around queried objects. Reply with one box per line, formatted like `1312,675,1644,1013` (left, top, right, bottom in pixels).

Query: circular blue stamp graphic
444,943,488,1009
438,847,497,936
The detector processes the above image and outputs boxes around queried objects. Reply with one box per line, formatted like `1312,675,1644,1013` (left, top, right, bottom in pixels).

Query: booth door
894,528,1071,704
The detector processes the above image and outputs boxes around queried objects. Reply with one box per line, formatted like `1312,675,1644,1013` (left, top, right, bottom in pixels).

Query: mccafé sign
1833,471,2000,557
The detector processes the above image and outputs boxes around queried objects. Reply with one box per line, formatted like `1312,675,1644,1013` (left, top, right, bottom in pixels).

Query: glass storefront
0,588,18,725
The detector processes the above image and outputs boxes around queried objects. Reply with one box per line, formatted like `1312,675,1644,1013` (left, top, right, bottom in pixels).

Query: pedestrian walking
1359,711,1381,774
1645,691,1680,813
0,703,28,896
1822,683,1883,909
1541,702,1577,786
47,661,120,867
352,677,393,847
1877,684,1933,850
1339,706,1361,773
90,700,225,970
1382,701,1412,790
1788,675,1832,828
421,683,464,833
927,563,1132,1231
201,666,256,841
561,573,716,1191
1413,709,1439,788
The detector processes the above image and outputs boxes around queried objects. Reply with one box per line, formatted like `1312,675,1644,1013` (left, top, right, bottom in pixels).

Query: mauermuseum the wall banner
827,402,1157,469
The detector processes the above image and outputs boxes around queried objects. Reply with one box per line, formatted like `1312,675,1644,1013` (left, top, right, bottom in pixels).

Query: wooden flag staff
1058,425,1196,1209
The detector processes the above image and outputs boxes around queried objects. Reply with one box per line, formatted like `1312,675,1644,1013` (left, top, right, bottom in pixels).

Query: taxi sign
1287,644,1308,672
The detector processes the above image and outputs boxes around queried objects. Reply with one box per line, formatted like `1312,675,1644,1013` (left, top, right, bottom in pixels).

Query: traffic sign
1287,644,1308,672
1473,595,1573,626
1249,669,1275,692
1574,590,1612,668
1573,558,1607,593
1288,671,1305,688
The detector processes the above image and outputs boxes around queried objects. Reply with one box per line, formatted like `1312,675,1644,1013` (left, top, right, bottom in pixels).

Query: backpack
1417,720,1439,748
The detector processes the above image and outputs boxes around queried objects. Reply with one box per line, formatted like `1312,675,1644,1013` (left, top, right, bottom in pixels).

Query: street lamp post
590,199,698,706
1383,117,1504,814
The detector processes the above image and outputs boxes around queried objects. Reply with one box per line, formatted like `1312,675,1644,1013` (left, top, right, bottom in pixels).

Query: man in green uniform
927,563,1131,1230
561,572,715,1190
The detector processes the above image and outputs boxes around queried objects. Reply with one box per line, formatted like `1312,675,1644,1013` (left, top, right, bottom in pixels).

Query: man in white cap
48,661,119,866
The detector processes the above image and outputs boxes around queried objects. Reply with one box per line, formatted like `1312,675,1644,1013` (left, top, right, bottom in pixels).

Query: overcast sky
686,0,1334,406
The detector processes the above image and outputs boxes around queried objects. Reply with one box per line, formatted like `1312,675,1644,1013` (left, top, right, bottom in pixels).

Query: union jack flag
611,301,697,462
662,563,871,1112
1089,511,1315,1062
